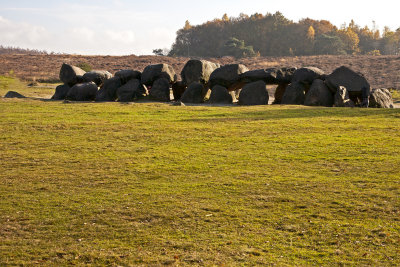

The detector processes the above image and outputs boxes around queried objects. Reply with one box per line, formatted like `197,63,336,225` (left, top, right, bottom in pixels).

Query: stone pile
50,60,394,108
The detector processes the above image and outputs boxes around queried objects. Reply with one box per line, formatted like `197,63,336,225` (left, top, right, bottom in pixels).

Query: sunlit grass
0,75,57,98
0,78,399,265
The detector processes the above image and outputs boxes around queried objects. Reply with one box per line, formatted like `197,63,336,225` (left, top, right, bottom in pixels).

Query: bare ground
1,54,400,89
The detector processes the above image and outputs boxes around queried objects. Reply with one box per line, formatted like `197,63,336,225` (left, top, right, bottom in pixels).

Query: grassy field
1,78,400,265
0,75,56,99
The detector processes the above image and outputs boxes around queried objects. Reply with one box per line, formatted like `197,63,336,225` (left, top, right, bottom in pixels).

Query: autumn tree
356,26,379,54
222,13,229,22
337,27,360,54
380,27,400,54
169,13,399,57
169,20,194,56
299,18,337,36
307,26,315,40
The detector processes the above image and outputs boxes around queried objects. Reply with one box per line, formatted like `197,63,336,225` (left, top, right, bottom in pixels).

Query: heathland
1,54,400,91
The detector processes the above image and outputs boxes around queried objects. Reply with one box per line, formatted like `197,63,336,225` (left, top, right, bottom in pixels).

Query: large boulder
325,66,370,107
172,81,186,101
208,85,233,104
59,63,86,86
4,91,26,98
181,59,220,86
273,84,288,104
180,82,205,104
208,64,249,91
149,78,170,102
240,67,296,84
83,70,112,86
76,75,85,84
51,84,71,100
95,77,122,102
238,81,269,106
304,79,334,107
141,64,176,86
369,88,394,108
292,67,325,89
334,86,355,107
115,70,141,84
66,82,98,101
281,82,306,105
117,79,147,102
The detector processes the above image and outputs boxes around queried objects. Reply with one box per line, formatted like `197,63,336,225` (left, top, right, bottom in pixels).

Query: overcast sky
0,0,399,55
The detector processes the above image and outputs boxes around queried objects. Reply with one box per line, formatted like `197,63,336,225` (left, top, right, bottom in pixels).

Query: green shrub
76,62,92,72
367,49,381,56
222,37,258,58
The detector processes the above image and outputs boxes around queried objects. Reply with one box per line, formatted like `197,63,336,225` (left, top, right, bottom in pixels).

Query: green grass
0,78,400,265
0,75,57,98
390,89,400,103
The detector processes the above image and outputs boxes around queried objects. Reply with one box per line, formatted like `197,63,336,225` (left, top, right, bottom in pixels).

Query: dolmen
51,63,151,102
50,62,394,108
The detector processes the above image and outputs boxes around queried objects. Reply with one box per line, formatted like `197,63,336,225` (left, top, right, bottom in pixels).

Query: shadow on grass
8,97,399,121
179,106,400,122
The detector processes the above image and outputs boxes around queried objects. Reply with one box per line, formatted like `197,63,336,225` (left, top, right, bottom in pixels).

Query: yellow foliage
337,27,360,54
307,26,315,40
367,50,381,56
184,20,192,30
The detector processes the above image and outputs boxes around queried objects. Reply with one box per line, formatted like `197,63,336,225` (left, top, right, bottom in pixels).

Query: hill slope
0,54,400,90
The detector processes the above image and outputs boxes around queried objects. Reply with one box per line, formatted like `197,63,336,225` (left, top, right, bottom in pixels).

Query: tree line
0,45,57,55
167,12,400,58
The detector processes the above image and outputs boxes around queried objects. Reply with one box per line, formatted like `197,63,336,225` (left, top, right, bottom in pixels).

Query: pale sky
0,0,399,55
